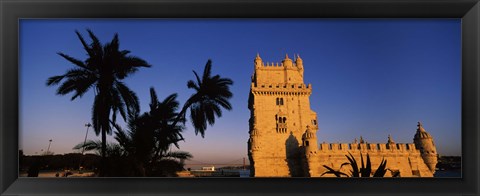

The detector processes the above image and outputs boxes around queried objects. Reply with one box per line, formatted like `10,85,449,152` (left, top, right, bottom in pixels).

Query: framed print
1,0,479,195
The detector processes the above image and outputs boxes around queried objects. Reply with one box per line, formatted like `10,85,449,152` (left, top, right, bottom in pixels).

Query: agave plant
322,152,399,177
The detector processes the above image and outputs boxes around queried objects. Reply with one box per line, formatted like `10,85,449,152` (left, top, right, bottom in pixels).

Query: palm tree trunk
101,128,107,177
171,95,196,129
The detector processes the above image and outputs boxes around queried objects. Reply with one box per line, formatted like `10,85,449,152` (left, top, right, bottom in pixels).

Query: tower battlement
251,83,312,96
252,54,305,85
255,61,302,69
317,142,418,152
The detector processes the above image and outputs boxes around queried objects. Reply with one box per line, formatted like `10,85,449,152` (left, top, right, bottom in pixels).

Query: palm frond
346,152,360,177
73,140,102,151
75,30,94,57
321,165,349,177
192,70,202,87
57,52,88,70
187,80,200,91
365,154,372,177
46,75,65,86
373,158,388,177
202,59,212,82
149,87,159,112
86,29,103,56
164,151,193,160
115,81,140,117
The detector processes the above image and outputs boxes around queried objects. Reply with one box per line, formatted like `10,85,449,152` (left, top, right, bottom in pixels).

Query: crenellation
314,142,422,153
340,143,349,150
320,143,329,151
369,143,377,151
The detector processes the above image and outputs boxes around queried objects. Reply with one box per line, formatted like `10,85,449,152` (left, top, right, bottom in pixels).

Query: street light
47,139,52,155
80,123,92,174
82,123,92,155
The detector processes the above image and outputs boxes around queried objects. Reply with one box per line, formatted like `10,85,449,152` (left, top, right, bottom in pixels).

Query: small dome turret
413,121,438,173
302,125,316,140
414,122,432,139
387,134,395,144
254,53,263,68
302,125,318,155
282,54,293,68
295,54,303,69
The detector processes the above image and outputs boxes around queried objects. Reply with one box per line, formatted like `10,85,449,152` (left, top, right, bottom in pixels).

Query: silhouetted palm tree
177,60,233,137
112,87,191,176
47,29,151,176
147,88,186,161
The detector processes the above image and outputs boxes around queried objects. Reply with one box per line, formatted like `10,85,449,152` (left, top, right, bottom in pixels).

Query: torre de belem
247,54,438,177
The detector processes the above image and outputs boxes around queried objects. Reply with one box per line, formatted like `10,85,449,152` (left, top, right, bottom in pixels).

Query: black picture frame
1,0,478,195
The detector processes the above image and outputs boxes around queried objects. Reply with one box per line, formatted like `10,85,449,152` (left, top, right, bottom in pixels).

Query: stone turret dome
254,53,263,67
303,125,316,139
255,53,262,61
295,54,303,62
414,122,432,139
387,134,395,144
282,54,293,67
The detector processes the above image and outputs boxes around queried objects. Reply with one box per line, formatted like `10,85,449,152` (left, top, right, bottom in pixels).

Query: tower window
305,141,309,146
312,120,317,125
276,97,284,106
276,115,287,133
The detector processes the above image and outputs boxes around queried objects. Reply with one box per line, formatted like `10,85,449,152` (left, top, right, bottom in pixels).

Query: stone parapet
251,83,312,95
256,62,302,69
318,143,418,153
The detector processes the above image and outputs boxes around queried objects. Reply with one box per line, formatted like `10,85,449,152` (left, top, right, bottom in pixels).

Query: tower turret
302,125,318,155
295,54,303,69
387,134,396,149
295,54,304,77
254,53,263,69
282,54,293,68
413,122,438,173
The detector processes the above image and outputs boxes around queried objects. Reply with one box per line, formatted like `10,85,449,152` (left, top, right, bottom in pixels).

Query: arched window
305,141,310,146
276,97,284,106
276,115,287,133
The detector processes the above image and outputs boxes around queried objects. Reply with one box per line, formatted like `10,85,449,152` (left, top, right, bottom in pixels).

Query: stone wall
305,143,434,177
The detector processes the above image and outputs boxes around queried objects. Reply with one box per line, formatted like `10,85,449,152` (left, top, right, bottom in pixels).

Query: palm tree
176,60,233,137
112,87,191,176
146,88,186,162
47,29,151,176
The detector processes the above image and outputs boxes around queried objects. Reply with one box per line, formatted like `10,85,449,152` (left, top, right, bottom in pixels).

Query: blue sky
19,19,461,167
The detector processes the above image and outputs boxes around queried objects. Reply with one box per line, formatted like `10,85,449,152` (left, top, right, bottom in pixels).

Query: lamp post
79,123,92,174
82,123,92,155
47,139,52,155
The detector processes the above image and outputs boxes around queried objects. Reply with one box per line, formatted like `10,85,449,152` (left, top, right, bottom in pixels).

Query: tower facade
248,54,318,177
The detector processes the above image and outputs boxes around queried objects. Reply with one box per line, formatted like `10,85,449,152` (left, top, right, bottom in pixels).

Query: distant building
247,54,437,177
201,166,215,171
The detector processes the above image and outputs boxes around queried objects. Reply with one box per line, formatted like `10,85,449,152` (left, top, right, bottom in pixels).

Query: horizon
20,19,461,168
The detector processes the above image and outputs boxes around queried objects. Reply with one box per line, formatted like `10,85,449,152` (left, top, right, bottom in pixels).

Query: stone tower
248,54,318,177
413,122,438,172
